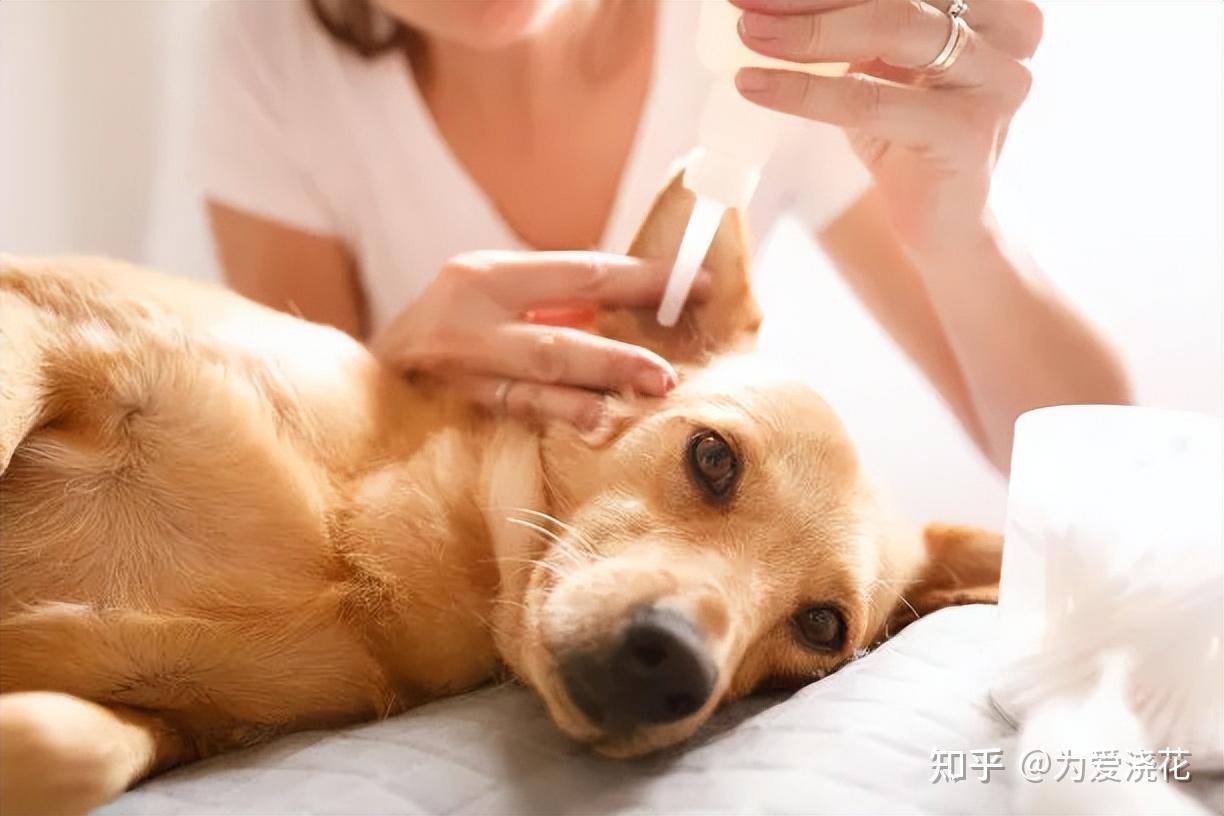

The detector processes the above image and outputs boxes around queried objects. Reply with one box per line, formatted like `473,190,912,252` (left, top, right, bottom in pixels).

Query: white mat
98,605,1222,815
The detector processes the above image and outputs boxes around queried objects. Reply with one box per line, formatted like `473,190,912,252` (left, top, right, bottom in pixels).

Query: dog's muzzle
556,605,717,729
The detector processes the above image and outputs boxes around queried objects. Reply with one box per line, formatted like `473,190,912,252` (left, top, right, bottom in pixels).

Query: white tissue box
991,405,1223,768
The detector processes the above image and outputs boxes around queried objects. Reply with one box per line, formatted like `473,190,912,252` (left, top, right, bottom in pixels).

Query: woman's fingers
737,1,1000,86
450,373,609,431
738,1,939,68
736,30,1031,133
443,251,713,312
923,0,1043,59
729,0,852,11
730,0,1042,61
379,249,705,416
438,323,677,397
737,68,954,143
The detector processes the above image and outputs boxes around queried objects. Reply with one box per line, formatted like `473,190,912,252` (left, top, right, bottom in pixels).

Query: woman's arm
206,201,367,338
729,0,1132,470
819,190,1132,471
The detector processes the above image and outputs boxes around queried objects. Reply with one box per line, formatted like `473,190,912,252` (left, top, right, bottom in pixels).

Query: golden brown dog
0,177,1001,815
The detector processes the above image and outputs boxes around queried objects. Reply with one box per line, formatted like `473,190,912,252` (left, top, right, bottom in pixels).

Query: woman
201,0,1130,471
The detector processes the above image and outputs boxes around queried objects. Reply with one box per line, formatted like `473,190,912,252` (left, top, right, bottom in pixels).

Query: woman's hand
730,0,1042,257
726,0,1131,471
370,251,707,430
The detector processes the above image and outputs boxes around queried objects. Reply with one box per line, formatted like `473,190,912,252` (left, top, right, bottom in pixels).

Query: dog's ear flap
594,172,762,365
884,523,1003,637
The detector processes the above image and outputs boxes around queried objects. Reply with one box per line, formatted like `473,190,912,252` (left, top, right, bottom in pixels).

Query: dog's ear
884,523,1003,637
595,172,762,364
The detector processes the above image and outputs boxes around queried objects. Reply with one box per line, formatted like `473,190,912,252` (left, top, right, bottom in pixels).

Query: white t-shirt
199,0,870,334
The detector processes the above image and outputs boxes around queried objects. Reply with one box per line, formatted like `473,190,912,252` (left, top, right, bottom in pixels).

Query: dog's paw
0,692,133,816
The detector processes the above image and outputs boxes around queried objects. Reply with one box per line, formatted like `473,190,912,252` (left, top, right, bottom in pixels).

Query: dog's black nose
560,606,717,728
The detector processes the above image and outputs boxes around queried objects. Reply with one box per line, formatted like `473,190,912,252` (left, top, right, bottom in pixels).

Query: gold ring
494,379,514,415
920,14,970,76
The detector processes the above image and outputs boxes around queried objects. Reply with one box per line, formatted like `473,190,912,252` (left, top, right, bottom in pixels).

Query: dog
0,176,1002,815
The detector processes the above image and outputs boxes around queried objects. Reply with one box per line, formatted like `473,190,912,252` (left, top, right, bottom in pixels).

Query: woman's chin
461,0,570,50
373,0,570,51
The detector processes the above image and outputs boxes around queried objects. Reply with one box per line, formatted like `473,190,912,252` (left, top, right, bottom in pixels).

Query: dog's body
0,180,1001,815
1,254,505,733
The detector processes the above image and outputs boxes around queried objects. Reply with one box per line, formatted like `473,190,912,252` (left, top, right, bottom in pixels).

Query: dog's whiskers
496,554,566,579
505,516,562,544
509,507,580,540
503,517,583,567
532,512,595,560
493,504,597,559
864,576,920,639
502,513,589,566
492,596,530,614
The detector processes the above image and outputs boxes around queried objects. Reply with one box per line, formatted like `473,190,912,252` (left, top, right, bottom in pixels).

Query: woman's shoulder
203,0,344,89
197,0,365,239
206,0,320,42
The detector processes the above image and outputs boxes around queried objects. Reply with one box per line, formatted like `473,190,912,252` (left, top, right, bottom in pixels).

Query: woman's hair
307,0,426,64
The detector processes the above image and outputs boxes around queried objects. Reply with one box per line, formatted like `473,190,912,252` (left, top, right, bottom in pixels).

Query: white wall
1,0,1221,528
753,0,1224,526
0,0,216,278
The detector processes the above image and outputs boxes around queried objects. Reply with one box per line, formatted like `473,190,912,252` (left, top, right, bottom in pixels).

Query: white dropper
655,85,779,327
656,0,847,327
657,192,725,327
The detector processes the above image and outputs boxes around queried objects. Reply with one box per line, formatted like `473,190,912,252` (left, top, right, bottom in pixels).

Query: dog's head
483,176,1002,757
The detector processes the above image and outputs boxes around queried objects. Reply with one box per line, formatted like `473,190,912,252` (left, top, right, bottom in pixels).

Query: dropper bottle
656,0,847,326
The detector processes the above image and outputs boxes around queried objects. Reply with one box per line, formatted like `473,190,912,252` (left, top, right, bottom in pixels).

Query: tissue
991,405,1223,771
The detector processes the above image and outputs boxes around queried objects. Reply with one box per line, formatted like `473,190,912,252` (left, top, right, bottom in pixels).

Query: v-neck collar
377,0,686,254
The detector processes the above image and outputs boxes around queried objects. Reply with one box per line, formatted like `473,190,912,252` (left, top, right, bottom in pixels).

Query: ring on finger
494,378,515,416
919,12,971,77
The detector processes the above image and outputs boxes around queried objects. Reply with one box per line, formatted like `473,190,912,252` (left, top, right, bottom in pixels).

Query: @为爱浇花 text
929,747,1193,783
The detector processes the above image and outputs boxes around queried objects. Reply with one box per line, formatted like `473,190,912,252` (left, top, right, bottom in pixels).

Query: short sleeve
772,121,872,232
196,3,336,236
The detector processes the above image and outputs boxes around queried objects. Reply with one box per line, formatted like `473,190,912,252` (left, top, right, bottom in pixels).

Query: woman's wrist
901,211,1058,363
908,207,1005,270
904,210,1038,303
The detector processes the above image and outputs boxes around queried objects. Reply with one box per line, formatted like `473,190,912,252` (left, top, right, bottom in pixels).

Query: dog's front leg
0,692,189,816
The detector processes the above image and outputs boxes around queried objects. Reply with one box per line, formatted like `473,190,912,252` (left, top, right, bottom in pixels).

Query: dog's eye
686,430,740,501
792,606,846,652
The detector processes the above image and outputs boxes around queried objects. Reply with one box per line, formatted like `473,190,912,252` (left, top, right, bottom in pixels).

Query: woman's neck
409,0,656,248
420,1,651,122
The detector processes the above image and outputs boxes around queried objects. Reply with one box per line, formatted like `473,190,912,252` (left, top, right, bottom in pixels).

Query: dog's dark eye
686,430,740,502
792,606,846,652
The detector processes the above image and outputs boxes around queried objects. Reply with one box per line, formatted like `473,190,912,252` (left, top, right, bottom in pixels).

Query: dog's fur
0,177,1001,815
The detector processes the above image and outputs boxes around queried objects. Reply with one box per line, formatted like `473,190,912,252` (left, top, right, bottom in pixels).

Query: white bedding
99,606,1223,815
